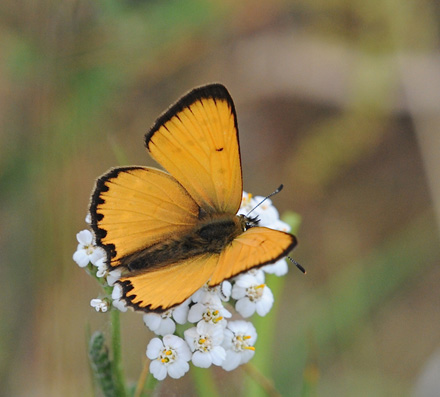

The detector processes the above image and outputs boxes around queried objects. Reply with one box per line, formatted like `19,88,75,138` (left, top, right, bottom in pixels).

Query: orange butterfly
90,84,297,312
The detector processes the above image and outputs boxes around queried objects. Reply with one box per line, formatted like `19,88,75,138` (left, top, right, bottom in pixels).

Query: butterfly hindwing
208,227,297,286
145,84,242,215
119,254,219,312
90,166,200,268
117,226,296,312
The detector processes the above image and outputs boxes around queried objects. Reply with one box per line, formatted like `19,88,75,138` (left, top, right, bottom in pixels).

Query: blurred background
1,0,440,396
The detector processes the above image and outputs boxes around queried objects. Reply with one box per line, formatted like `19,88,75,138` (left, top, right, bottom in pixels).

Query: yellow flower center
159,348,176,365
246,284,265,301
233,333,255,352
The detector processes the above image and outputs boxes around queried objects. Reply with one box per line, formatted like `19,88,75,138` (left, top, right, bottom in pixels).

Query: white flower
188,295,231,326
143,297,190,336
184,321,226,368
263,258,289,276
146,335,191,380
144,311,176,336
219,281,232,301
222,321,257,371
269,219,291,233
250,196,280,227
107,268,121,286
85,213,92,224
239,191,255,213
94,257,107,278
172,298,191,324
112,284,127,312
191,281,232,304
243,268,265,284
232,274,274,317
73,230,106,268
90,298,109,313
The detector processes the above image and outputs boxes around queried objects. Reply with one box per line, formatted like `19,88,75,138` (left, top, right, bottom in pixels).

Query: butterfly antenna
246,184,284,217
288,256,306,274
245,185,305,274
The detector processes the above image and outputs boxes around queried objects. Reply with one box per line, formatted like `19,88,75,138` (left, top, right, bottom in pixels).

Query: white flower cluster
73,192,292,381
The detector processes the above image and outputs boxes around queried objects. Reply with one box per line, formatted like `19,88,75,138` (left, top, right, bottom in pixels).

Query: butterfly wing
89,84,297,313
145,84,242,215
119,254,218,312
90,166,199,268
208,227,297,286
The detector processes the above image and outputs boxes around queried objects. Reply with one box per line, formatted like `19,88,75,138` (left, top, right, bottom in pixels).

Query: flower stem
242,362,281,397
191,366,219,397
134,359,159,397
244,273,286,397
111,308,127,397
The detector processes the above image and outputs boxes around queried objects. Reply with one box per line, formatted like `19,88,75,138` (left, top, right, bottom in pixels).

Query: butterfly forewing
90,167,200,267
145,84,242,215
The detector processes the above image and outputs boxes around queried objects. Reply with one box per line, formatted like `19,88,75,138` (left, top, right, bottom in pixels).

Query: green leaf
88,331,117,397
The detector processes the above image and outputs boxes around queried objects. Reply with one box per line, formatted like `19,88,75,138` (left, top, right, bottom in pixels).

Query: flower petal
255,288,274,316
263,259,288,276
107,269,121,286
73,250,89,268
220,281,232,300
222,350,242,371
192,351,212,368
143,313,162,332
76,230,93,245
173,299,190,324
146,338,163,360
168,360,189,379
150,359,167,381
210,346,226,366
156,317,176,336
235,297,256,318
187,303,205,323
89,247,106,265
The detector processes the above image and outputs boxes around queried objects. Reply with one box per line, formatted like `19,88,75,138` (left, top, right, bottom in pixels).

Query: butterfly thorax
120,214,257,273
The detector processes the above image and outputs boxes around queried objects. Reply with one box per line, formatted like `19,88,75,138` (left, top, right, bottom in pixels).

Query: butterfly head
237,214,260,231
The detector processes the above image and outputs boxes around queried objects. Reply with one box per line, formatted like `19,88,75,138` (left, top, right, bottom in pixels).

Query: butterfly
89,83,297,313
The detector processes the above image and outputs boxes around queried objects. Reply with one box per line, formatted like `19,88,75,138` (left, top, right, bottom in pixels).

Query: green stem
244,273,285,397
243,363,281,397
191,366,219,397
111,309,127,397
144,372,160,396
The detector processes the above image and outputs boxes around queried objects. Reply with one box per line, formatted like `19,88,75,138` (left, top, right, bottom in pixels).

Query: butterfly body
90,84,297,312
120,213,247,273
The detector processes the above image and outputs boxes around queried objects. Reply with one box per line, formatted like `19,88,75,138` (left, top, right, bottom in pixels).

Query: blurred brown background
1,1,440,396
